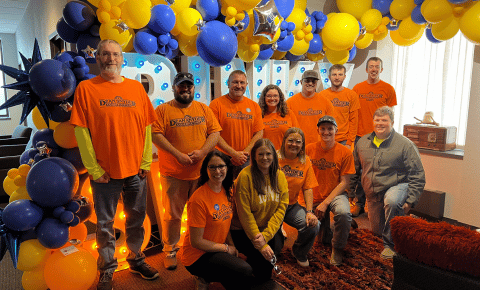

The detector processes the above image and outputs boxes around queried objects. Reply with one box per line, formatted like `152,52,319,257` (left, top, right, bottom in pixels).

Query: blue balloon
276,33,294,52
65,200,80,213
20,149,39,165
426,28,442,43
372,0,393,15
197,21,237,67
197,0,221,21
76,196,93,223
447,0,468,3
134,29,158,55
35,218,70,249
2,200,44,232
54,51,79,65
158,34,171,46
231,13,250,34
26,157,79,208
76,34,100,63
45,99,72,123
62,1,95,32
168,38,179,50
274,0,295,19
60,211,74,224
148,5,176,34
53,206,66,218
414,0,425,4
60,147,87,174
285,52,302,61
164,47,179,59
89,24,100,37
411,5,426,24
32,129,59,149
307,33,323,54
348,45,357,62
56,18,80,43
257,47,275,60
29,59,76,102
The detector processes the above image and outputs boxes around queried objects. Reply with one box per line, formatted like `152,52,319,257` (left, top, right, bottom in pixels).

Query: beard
98,59,122,75
174,92,194,105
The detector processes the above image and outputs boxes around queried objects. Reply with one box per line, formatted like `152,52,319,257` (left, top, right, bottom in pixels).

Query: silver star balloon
59,102,73,112
165,0,175,4
81,45,96,59
303,15,311,27
116,21,130,32
253,0,283,42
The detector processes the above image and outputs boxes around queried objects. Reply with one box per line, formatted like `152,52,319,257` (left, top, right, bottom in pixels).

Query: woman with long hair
179,150,254,290
230,138,289,282
278,127,320,267
259,84,299,150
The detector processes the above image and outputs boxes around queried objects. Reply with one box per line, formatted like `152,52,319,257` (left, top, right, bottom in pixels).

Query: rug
274,229,393,290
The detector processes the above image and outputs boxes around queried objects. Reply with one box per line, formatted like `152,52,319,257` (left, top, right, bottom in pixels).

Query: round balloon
307,33,323,54
133,29,159,55
373,0,394,15
275,0,295,19
337,0,373,20
361,9,383,31
20,149,39,166
76,34,100,62
63,1,96,31
390,0,416,20
32,107,60,130
53,122,78,149
355,32,374,49
289,38,309,55
32,128,59,149
322,13,360,51
35,218,70,249
22,268,48,290
411,5,426,24
431,15,459,41
56,18,80,43
177,33,198,56
9,186,31,203
459,1,480,44
398,17,425,40
426,27,442,43
420,0,452,24
46,100,72,123
17,239,49,271
197,20,238,67
390,28,423,46
121,0,152,29
177,8,203,36
99,20,135,49
2,199,44,232
60,148,87,175
3,176,19,196
149,4,177,34
197,0,221,21
325,48,349,64
29,60,76,102
307,51,325,61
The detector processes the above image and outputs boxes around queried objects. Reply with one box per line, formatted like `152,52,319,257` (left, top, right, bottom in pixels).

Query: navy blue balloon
66,200,80,213
148,5,176,34
89,24,100,37
411,5,426,24
197,0,221,21
447,0,468,3
276,33,295,52
164,47,179,59
63,1,95,32
68,216,80,227
426,28,442,43
197,21,237,67
79,73,96,82
414,0,425,4
20,149,39,165
60,147,87,174
274,0,295,19
76,34,100,63
54,51,79,65
257,47,275,60
26,157,79,208
76,196,93,223
285,52,302,61
32,129,59,149
2,200,44,232
307,33,323,54
373,0,393,15
348,45,357,62
29,60,76,102
60,211,75,224
56,18,80,43
47,100,72,122
35,218,70,249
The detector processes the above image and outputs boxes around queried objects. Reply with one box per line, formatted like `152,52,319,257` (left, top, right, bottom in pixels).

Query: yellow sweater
233,166,289,243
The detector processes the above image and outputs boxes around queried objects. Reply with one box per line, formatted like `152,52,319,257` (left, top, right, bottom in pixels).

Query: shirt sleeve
387,84,398,107
302,158,319,191
252,102,265,133
151,105,165,134
205,104,222,134
74,126,105,180
261,171,289,243
187,192,208,228
140,125,152,171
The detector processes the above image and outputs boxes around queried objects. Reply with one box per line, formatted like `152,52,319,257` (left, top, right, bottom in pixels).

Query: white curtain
391,32,474,146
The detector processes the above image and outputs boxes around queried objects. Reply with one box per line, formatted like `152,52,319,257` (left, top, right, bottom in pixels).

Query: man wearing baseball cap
305,115,355,266
287,70,335,145
152,72,222,270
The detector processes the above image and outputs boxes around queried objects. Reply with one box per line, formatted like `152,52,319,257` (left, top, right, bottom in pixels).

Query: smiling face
173,82,195,105
284,132,303,158
228,73,247,101
97,42,123,76
255,145,274,174
301,78,318,96
329,68,346,89
373,114,394,139
318,123,337,144
207,155,227,185
265,88,280,113
366,60,383,83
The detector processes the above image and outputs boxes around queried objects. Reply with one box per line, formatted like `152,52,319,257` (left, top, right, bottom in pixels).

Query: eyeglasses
176,72,193,79
286,139,303,145
207,164,227,171
303,78,318,84
100,52,122,58
265,94,279,99
177,83,194,89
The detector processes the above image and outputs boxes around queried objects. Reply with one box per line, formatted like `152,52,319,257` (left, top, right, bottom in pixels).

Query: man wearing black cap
287,70,335,145
305,115,355,266
151,72,221,270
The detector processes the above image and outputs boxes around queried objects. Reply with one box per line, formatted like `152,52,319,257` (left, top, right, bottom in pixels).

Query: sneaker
164,250,178,270
351,204,365,217
291,248,309,267
129,263,159,280
330,248,344,266
194,276,209,290
97,270,114,290
380,247,396,259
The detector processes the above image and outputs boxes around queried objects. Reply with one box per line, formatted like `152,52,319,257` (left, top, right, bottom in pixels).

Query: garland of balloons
55,0,480,66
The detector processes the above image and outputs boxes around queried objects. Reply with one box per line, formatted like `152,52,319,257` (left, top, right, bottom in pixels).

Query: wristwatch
306,210,314,214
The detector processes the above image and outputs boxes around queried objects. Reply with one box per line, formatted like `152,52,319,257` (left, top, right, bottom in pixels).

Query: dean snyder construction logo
170,115,206,127
281,165,304,178
100,96,136,107
265,119,287,128
311,158,336,170
331,98,350,107
359,92,383,101
227,111,253,120
298,108,322,116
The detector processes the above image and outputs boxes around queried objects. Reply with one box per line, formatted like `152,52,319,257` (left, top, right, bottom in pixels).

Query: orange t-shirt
279,156,318,205
305,142,355,204
353,80,397,137
319,88,360,146
179,183,233,266
70,76,157,179
286,92,335,145
262,112,299,150
209,95,264,152
151,100,221,180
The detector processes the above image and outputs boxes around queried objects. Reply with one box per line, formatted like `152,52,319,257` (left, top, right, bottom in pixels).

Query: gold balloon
398,16,425,40
32,107,59,130
307,51,325,61
361,9,383,32
459,1,480,45
152,0,192,13
237,38,260,62
421,0,453,24
336,0,373,20
271,50,287,60
390,29,423,46
432,15,459,41
286,8,307,34
289,38,309,56
53,122,78,149
373,29,389,41
224,0,262,12
390,0,416,21
121,0,152,29
177,33,198,56
325,48,349,64
322,13,360,51
99,20,134,48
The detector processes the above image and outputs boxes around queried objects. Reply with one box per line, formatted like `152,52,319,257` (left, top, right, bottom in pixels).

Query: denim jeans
283,203,320,261
366,183,409,249
315,194,352,249
90,174,147,272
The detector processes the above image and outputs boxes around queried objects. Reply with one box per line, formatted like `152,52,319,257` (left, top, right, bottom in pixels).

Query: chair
0,125,32,146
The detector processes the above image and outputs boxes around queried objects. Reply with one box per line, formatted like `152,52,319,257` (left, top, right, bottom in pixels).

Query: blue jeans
315,194,352,249
91,174,147,272
354,135,366,208
283,203,320,261
367,183,409,249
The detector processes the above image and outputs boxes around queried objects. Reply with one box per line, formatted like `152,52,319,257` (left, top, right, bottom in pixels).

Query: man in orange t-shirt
152,72,221,271
71,39,159,289
305,116,355,266
319,64,360,149
351,57,397,217
287,70,335,145
209,70,264,177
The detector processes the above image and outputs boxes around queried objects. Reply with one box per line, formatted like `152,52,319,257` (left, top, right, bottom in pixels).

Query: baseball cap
302,70,319,80
317,115,337,127
173,72,194,86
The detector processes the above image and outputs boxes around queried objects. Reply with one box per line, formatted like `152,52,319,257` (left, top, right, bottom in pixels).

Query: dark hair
279,127,306,164
258,84,289,118
329,64,346,75
250,139,280,195
367,57,383,69
198,150,234,201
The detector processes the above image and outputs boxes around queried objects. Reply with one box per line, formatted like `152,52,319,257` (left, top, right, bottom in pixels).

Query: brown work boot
330,248,344,266
164,250,178,270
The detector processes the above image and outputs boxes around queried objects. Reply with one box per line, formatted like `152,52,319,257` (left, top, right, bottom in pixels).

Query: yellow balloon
14,175,27,187
237,38,259,62
336,0,373,20
9,186,31,203
89,0,125,7
18,164,31,177
307,51,325,61
390,29,423,46
97,10,111,24
18,239,49,271
398,16,425,40
431,15,459,41
271,50,287,60
32,107,59,130
177,8,203,36
3,176,18,196
224,0,261,11
325,48,349,64
361,9,383,31
152,0,192,13
289,38,310,56
53,122,78,149
286,8,307,34
322,13,360,51
122,34,134,52
99,20,134,48
294,0,307,10
373,29,389,41
459,1,480,45
390,0,416,20
7,168,19,179
177,33,198,56
121,0,152,29
421,0,453,24
22,268,48,290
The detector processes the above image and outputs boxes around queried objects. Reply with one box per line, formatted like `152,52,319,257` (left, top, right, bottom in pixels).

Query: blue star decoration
0,39,51,126
0,208,21,269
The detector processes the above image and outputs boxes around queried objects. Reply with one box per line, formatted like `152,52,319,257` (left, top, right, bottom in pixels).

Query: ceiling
0,0,31,34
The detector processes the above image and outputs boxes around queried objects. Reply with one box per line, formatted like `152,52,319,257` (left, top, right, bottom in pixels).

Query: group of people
70,39,426,290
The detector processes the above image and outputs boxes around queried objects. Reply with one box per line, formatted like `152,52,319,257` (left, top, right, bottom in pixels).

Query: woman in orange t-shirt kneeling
179,150,255,289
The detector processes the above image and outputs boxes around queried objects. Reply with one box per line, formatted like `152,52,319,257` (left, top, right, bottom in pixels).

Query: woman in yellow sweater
231,138,289,282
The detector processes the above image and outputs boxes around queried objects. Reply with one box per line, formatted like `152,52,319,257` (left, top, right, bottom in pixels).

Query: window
391,32,474,147
0,39,8,118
